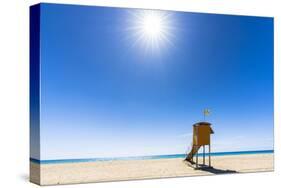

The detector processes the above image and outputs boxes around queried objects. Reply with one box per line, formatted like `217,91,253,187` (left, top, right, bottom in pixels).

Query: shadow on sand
200,167,237,174
184,161,237,174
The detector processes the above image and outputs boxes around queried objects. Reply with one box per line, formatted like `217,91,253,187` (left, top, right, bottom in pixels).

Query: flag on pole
204,109,210,116
203,109,210,121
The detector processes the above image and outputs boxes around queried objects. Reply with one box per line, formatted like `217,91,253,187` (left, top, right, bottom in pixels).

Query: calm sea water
31,150,273,164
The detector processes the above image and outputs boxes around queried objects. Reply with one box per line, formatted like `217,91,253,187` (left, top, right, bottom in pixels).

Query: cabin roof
193,122,214,134
193,122,211,126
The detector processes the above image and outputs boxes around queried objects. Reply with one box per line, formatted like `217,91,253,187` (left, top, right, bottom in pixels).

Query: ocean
30,149,273,165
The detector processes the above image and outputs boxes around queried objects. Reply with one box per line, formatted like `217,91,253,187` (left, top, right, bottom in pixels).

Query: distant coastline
30,149,273,165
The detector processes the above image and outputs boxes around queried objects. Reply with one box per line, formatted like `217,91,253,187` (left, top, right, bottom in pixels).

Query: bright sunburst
127,10,175,54
140,12,164,40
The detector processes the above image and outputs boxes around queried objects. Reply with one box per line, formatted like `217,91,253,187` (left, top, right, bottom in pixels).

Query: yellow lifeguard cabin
185,122,214,169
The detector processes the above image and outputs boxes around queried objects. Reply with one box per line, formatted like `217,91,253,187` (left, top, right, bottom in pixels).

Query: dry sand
30,154,273,185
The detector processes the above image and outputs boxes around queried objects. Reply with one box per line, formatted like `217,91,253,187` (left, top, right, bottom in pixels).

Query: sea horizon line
31,149,274,165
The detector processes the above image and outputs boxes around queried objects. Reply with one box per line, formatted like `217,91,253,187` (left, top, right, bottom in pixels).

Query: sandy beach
30,154,273,185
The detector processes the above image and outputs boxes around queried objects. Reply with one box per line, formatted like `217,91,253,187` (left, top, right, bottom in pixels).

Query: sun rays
126,10,176,55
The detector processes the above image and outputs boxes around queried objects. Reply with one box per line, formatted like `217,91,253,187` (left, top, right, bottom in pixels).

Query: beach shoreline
30,153,274,185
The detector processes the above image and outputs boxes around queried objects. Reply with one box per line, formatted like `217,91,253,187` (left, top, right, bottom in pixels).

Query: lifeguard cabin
185,122,214,169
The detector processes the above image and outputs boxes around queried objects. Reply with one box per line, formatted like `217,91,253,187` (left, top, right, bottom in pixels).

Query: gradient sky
38,4,273,160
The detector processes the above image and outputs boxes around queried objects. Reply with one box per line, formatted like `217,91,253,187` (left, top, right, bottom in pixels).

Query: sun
140,13,164,40
127,10,175,54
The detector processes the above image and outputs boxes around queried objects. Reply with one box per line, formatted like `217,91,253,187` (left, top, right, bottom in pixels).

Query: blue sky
37,4,273,160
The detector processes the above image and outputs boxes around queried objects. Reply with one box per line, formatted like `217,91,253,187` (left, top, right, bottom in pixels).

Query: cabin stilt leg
208,144,211,167
196,146,199,168
203,145,205,165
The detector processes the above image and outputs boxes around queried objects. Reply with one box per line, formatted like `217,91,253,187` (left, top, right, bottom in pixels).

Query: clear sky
38,4,273,160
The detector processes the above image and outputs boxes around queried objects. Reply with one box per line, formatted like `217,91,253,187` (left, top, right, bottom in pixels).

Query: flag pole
203,109,210,122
